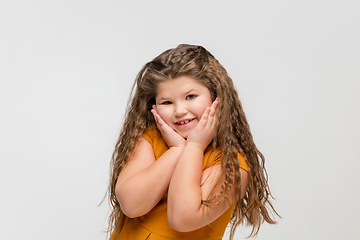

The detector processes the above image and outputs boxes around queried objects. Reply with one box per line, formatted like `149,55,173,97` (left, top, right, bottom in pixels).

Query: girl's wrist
169,145,186,151
185,141,206,152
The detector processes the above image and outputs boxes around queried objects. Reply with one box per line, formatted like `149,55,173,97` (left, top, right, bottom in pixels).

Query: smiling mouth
176,119,194,125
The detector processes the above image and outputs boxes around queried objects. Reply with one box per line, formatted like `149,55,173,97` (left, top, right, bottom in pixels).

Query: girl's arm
168,150,248,232
167,100,249,232
115,111,185,218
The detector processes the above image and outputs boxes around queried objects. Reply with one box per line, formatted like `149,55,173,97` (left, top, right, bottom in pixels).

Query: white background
1,1,359,239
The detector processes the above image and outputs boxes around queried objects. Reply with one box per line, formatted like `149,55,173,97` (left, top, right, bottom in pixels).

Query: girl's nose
174,104,188,117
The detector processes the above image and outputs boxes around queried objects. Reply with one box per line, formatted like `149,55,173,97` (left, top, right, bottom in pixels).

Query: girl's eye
186,95,196,100
161,101,172,105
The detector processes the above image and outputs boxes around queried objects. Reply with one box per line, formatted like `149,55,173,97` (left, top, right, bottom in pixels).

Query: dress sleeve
142,127,153,144
237,152,249,172
141,127,169,160
206,148,249,172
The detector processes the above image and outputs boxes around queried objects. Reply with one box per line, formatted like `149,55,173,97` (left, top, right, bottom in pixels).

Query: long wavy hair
106,44,279,240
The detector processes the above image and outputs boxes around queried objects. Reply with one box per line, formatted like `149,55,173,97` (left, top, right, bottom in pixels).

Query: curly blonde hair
106,44,279,239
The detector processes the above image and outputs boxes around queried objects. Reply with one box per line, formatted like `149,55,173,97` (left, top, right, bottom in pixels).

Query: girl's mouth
176,119,194,125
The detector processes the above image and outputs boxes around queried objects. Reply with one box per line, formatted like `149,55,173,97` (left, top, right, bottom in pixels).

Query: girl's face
155,76,213,139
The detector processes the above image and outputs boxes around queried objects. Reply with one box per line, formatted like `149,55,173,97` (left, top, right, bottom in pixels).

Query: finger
152,106,168,129
206,100,217,121
207,110,215,128
152,105,159,115
209,105,216,117
151,109,160,126
207,99,219,126
154,112,172,135
205,99,217,121
151,109,164,133
152,106,164,125
211,114,217,129
151,108,156,117
157,116,166,127
199,107,210,127
210,99,218,113
153,115,162,133
151,109,157,123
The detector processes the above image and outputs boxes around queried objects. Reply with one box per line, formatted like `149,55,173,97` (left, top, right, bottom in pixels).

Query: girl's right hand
151,106,186,148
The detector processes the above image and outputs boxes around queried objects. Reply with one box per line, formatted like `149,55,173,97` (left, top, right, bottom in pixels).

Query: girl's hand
151,105,186,148
186,98,218,150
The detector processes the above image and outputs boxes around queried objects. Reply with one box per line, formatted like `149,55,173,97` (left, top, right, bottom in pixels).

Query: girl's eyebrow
156,96,169,102
156,89,198,101
185,89,197,94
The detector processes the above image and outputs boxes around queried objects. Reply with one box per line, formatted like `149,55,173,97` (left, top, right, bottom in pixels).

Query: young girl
107,44,279,240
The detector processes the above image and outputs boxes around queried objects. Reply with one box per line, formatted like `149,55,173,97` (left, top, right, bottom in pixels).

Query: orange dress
112,127,249,240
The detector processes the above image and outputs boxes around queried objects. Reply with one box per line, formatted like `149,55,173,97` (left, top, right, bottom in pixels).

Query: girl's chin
173,125,195,139
179,134,188,139
178,132,189,139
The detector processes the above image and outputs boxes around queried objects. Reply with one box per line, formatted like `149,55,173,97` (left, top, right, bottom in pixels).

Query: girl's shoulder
142,126,168,160
142,126,161,142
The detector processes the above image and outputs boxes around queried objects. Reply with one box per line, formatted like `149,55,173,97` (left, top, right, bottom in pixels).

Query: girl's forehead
156,76,208,96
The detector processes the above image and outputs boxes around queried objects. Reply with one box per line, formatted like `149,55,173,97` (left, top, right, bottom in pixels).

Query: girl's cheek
156,107,167,121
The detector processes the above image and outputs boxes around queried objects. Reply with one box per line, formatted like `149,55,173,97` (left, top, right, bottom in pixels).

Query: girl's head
155,75,213,139
130,44,239,139
108,44,278,240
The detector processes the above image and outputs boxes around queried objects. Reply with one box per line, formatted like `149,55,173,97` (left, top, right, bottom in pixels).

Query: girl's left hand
186,98,218,150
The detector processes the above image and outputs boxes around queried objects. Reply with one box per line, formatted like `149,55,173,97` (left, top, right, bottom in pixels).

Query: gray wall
1,1,359,239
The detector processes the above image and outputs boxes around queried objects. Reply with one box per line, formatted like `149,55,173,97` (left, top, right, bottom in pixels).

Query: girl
107,44,279,240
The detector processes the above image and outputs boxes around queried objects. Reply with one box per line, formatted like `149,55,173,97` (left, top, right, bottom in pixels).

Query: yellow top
111,127,248,240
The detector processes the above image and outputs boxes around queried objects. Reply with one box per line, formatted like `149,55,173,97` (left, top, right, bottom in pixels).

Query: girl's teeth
179,120,190,125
